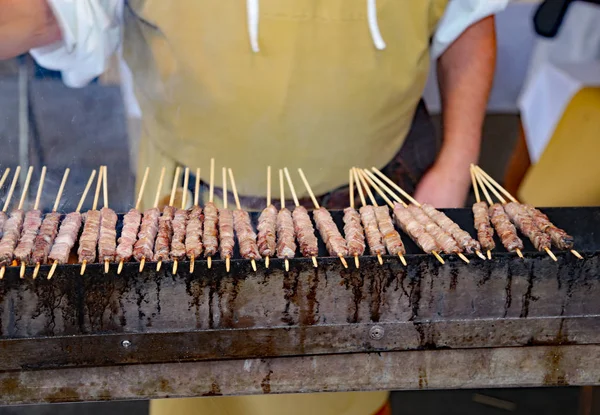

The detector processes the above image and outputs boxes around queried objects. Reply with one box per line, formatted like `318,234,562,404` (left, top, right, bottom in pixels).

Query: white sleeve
431,0,510,60
29,0,123,88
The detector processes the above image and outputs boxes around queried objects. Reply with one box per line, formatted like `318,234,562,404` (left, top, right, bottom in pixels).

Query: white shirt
31,0,509,88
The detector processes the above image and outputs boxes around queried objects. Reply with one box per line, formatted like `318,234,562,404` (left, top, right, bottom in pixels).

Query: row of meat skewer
0,162,580,280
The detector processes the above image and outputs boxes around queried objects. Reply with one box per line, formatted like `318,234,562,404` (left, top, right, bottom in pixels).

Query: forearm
0,0,61,60
436,16,496,178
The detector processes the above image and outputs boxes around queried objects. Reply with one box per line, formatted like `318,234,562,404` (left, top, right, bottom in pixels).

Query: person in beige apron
2,0,501,413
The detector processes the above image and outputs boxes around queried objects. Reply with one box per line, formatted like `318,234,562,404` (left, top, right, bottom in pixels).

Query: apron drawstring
367,0,386,50
246,0,386,52
247,0,260,52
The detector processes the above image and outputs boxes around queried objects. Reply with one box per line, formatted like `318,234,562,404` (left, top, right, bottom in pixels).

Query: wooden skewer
4,166,33,280
280,169,289,272
189,167,201,273
372,167,420,207
139,166,165,273
2,167,21,213
172,167,189,275
157,166,180,272
0,168,10,192
264,166,271,269
222,167,231,272
48,169,96,280
102,166,111,274
349,169,360,269
20,167,46,278
353,168,383,265
470,165,491,260
207,158,215,269
228,168,257,272
298,168,347,268
473,167,523,259
34,168,69,279
81,166,104,276
284,167,317,268
360,169,407,266
118,167,149,275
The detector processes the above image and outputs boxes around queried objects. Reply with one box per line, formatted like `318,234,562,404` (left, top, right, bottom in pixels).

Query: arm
414,16,497,208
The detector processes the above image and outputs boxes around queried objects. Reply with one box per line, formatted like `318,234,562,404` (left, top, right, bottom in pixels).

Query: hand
413,163,471,208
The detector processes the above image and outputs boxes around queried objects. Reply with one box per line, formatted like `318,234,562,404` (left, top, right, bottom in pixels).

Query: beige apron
123,0,448,413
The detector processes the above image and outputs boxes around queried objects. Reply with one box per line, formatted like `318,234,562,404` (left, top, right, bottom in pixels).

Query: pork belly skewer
475,166,581,260
77,166,104,275
0,168,12,238
15,166,46,278
133,167,166,272
0,166,30,279
257,166,276,269
470,165,495,260
284,167,319,268
358,169,407,266
155,166,180,272
363,170,445,264
31,168,69,279
219,167,234,272
277,169,296,272
47,169,97,280
203,158,218,269
116,167,149,275
98,166,118,274
171,167,190,275
352,168,385,265
343,169,365,268
229,168,261,271
185,167,203,273
298,169,348,268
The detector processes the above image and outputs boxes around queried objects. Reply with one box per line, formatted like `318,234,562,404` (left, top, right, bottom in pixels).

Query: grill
0,207,598,404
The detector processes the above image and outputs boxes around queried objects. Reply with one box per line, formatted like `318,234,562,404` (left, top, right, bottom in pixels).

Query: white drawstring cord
247,0,260,52
367,0,386,50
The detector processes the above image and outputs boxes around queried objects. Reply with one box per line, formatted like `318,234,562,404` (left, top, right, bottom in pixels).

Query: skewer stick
0,168,10,192
228,168,256,272
102,166,111,273
353,168,383,265
298,168,347,268
470,165,491,260
5,166,33,279
172,167,189,275
3,167,21,213
280,169,289,272
189,167,201,273
158,166,180,272
21,167,47,278
264,166,272,269
349,169,359,268
81,166,104,276
209,158,215,203
475,166,518,203
119,167,147,278
372,167,420,207
49,169,97,280
223,167,230,272
360,169,407,266
355,168,378,207
140,167,165,273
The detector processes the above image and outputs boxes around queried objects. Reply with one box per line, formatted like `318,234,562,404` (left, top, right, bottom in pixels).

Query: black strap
534,0,600,38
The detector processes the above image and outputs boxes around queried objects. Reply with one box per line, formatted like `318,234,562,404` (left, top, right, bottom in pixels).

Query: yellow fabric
124,0,449,209
519,87,600,206
126,1,449,413
150,392,390,415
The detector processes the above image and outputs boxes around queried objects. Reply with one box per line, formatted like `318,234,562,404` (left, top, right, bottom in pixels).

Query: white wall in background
424,1,539,113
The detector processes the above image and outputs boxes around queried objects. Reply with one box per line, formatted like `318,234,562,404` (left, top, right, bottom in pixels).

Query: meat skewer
77,165,104,275
31,168,69,279
470,165,495,259
15,166,46,278
154,166,180,272
0,168,12,239
171,167,189,275
284,167,319,268
353,168,384,265
298,168,348,268
219,167,234,272
358,168,407,266
116,166,149,274
133,167,166,272
277,169,296,272
203,158,218,269
257,166,276,268
0,166,29,279
343,169,365,268
185,167,203,273
229,168,261,271
47,169,98,279
98,166,118,273
363,170,445,264
476,165,581,260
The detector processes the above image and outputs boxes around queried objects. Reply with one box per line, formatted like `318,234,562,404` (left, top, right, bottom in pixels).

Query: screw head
121,340,132,348
369,325,384,340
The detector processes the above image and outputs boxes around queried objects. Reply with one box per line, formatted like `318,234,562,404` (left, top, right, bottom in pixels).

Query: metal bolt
121,340,132,349
369,325,384,340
